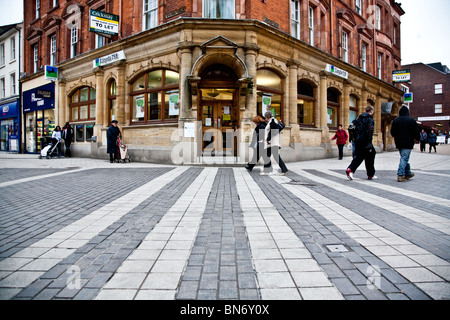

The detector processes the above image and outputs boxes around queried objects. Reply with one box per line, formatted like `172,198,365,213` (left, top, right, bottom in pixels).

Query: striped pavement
0,151,449,301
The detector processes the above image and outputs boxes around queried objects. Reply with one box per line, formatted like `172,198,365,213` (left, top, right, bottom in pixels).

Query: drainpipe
13,24,22,153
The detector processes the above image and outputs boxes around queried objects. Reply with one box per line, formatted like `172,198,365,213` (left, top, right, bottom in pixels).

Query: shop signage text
393,69,411,83
93,50,126,68
89,9,119,36
326,64,348,79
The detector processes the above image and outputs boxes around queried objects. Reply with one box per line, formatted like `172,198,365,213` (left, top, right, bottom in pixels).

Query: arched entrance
198,64,239,156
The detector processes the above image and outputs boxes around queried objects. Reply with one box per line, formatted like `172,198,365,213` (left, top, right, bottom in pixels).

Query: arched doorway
198,64,239,156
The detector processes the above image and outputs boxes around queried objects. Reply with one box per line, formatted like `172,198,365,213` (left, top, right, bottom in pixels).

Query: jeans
397,149,412,176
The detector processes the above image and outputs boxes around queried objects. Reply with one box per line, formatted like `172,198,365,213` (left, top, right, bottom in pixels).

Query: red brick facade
402,63,450,134
23,0,403,82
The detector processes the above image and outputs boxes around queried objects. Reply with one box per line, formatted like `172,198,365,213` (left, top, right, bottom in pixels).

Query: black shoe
245,165,252,172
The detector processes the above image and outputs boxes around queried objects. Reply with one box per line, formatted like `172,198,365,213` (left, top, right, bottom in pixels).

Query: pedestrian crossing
0,165,448,300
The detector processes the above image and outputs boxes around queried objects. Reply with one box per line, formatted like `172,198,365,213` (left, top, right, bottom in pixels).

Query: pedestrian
390,105,420,182
51,125,63,158
331,124,348,160
245,115,267,171
107,120,121,163
261,111,288,176
428,129,437,153
346,106,376,180
419,129,428,153
62,122,74,157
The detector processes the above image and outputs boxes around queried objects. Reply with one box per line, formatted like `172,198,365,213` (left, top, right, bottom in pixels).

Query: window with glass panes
143,0,158,30
204,0,235,19
297,80,315,126
69,87,96,121
291,0,300,39
130,69,180,123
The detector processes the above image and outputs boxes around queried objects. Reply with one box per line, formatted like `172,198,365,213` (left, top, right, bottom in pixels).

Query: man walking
419,129,427,152
391,105,420,182
346,106,376,180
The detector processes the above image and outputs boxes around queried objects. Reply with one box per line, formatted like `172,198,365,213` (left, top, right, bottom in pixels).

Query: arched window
349,94,359,123
108,79,117,123
297,80,316,126
327,87,341,128
256,69,283,121
69,87,96,121
130,69,179,123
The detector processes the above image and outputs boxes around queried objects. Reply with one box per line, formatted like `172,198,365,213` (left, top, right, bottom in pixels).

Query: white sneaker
368,176,378,180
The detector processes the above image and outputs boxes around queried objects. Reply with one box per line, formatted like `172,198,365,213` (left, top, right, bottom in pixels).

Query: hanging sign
393,69,411,83
89,9,119,36
44,65,58,81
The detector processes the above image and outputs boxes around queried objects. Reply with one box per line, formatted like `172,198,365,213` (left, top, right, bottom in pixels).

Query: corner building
22,0,405,163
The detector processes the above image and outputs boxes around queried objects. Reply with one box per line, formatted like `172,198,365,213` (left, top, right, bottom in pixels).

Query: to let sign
90,9,119,36
393,70,411,83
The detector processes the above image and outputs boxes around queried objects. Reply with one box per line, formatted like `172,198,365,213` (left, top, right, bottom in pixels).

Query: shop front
0,100,20,152
22,83,56,154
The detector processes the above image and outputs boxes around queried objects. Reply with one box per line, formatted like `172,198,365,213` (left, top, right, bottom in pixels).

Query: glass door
201,101,237,156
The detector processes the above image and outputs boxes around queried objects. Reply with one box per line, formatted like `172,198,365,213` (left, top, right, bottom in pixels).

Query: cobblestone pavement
0,146,449,301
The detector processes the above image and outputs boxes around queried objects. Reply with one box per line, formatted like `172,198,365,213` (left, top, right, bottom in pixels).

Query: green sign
45,65,58,81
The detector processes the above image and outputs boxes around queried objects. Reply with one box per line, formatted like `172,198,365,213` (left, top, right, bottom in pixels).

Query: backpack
348,116,366,143
277,120,285,132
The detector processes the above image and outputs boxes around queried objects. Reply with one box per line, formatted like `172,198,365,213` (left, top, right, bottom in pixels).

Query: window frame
50,35,57,66
143,0,158,30
297,80,316,127
291,0,300,40
69,86,96,122
130,69,180,124
33,45,39,73
342,31,348,63
308,6,314,46
361,43,367,72
435,84,443,95
203,0,235,19
70,25,78,59
0,43,5,66
435,104,443,114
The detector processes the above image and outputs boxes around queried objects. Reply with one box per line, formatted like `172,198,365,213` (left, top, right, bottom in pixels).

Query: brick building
401,62,450,135
21,0,405,162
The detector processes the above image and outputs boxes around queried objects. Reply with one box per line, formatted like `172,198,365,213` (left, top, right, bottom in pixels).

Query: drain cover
326,244,349,253
286,180,316,186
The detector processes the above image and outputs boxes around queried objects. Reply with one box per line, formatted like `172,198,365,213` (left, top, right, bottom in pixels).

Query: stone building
21,0,405,163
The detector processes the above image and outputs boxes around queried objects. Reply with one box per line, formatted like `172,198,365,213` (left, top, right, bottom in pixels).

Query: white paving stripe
272,173,450,300
293,169,450,235
95,167,218,300
0,167,188,292
0,168,91,188
317,169,450,208
234,168,344,300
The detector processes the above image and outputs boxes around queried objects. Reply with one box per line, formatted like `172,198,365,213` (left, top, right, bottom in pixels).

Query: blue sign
0,100,19,120
23,83,55,113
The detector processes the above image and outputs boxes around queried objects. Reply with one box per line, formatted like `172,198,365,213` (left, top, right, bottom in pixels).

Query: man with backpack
346,106,376,180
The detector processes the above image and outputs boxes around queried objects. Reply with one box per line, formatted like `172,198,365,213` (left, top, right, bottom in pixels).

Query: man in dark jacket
107,120,121,163
391,105,420,182
346,106,376,180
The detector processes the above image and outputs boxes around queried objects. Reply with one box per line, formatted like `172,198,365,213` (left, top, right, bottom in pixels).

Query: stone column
58,80,67,126
116,62,126,125
343,80,351,129
94,67,105,137
319,71,329,143
288,60,298,125
244,45,258,119
178,42,194,120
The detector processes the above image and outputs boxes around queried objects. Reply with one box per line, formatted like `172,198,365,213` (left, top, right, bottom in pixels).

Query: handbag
276,120,285,132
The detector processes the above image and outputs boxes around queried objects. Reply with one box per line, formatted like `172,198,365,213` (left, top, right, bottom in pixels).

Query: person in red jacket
331,124,349,160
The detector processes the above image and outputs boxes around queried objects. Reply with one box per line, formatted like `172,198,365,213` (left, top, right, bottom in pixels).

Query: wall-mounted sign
326,64,348,79
93,50,126,68
403,92,413,103
393,69,411,83
45,65,58,81
89,9,119,36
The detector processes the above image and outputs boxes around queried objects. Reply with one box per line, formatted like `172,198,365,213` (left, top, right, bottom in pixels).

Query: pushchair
38,137,60,159
115,138,131,163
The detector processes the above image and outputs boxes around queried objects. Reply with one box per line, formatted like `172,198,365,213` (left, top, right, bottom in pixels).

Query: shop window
297,80,315,126
75,123,94,142
349,95,358,123
108,80,117,122
256,69,283,121
327,88,341,128
69,87,96,121
130,69,179,123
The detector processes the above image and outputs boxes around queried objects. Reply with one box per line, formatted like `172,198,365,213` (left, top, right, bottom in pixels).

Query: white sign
184,122,195,138
326,64,348,79
168,92,179,116
93,50,126,68
418,116,450,122
90,9,119,36
393,70,411,83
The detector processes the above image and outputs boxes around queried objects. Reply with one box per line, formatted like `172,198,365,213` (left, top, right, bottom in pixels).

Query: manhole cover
326,244,349,253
